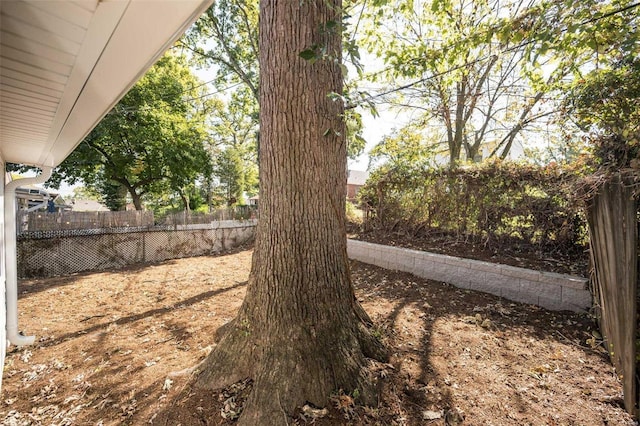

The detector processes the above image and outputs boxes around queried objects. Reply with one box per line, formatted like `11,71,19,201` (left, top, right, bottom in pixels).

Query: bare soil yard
1,247,635,425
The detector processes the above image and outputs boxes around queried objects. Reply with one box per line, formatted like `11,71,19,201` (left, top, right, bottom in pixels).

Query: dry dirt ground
1,247,635,425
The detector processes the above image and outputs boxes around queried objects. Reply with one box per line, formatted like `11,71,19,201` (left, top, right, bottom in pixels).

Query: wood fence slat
17,208,258,232
587,174,638,417
18,210,155,231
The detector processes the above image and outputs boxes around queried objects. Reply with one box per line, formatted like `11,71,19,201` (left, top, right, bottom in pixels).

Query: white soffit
0,0,212,168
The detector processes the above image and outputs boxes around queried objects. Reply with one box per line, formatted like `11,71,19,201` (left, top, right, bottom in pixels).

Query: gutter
4,167,53,346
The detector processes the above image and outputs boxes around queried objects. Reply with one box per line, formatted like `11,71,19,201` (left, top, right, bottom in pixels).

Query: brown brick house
346,170,369,203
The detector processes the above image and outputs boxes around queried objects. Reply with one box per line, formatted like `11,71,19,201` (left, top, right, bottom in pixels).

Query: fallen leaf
163,378,173,391
423,409,442,420
302,404,329,419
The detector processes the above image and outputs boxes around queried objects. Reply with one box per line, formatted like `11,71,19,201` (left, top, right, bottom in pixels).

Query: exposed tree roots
195,307,388,425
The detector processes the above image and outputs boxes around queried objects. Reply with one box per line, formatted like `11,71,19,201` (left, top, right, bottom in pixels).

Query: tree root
358,323,390,363
166,359,205,378
195,318,256,391
194,309,389,426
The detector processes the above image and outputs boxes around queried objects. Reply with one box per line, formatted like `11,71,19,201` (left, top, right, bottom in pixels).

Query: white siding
0,163,6,391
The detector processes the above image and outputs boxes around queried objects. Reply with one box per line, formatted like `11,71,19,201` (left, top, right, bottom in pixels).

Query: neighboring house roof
69,199,109,212
347,170,369,186
0,0,213,168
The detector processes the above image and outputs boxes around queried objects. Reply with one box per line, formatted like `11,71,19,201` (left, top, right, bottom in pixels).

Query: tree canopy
205,87,259,206
565,57,640,170
181,0,368,160
49,52,213,211
181,0,259,100
567,58,640,138
353,0,639,167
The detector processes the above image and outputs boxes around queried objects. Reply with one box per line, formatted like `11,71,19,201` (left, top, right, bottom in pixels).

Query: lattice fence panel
17,225,256,279
144,230,224,263
18,233,144,278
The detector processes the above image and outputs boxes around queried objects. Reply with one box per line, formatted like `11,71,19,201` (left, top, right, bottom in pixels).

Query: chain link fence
17,220,257,279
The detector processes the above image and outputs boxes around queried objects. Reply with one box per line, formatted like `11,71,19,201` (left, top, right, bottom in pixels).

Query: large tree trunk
195,2,387,425
129,190,143,211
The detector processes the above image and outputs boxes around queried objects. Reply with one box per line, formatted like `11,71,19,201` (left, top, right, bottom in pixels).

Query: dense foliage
359,160,590,254
353,0,639,165
565,57,640,173
48,53,212,211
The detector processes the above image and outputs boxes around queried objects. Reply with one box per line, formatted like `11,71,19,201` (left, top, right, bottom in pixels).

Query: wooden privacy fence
586,173,638,417
160,206,257,226
19,210,154,232
17,207,258,233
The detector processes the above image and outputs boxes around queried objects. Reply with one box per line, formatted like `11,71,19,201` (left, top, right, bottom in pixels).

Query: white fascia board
37,0,129,167
36,0,213,167
0,160,5,392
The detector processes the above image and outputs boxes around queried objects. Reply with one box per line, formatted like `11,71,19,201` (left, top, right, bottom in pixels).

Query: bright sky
350,104,410,171
192,60,403,173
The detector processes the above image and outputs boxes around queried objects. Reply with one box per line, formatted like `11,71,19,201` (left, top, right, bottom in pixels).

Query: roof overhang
0,0,212,168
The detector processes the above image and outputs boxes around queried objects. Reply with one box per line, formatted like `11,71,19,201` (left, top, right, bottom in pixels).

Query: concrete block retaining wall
18,226,590,312
347,239,591,312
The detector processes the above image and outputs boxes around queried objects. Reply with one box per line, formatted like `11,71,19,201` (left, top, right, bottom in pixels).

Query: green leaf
325,20,338,30
299,48,318,61
339,63,349,77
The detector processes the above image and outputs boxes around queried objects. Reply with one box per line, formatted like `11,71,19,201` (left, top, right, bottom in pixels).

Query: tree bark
122,184,143,211
195,2,387,425
179,190,190,213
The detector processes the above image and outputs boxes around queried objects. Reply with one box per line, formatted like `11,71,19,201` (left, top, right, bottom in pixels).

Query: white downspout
4,166,53,346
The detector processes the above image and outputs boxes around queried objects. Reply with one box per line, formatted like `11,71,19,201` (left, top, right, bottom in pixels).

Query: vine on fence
359,160,590,256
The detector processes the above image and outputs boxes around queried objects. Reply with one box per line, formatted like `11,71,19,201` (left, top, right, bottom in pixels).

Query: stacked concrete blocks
347,239,590,312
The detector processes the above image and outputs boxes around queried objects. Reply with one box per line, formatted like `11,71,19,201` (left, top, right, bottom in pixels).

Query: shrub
346,201,363,225
359,160,589,255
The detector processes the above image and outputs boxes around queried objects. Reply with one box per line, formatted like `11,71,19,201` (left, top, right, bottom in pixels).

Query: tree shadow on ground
32,281,247,349
347,260,606,425
146,260,614,425
5,252,627,426
4,276,249,425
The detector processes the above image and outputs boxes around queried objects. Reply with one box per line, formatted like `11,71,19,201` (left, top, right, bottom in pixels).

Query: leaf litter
0,248,635,425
